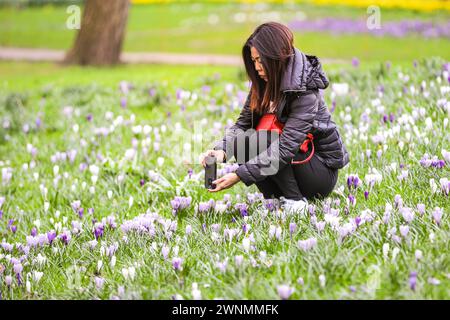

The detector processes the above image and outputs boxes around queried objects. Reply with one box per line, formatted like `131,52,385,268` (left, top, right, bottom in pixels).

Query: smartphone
204,155,217,189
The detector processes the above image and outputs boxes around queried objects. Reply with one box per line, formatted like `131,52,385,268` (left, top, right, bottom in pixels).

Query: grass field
0,3,449,62
0,56,449,299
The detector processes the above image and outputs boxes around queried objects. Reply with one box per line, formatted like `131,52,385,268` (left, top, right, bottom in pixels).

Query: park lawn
0,54,448,299
0,3,449,63
0,58,424,94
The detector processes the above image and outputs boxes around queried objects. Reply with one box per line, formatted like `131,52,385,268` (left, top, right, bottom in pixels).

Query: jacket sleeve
235,91,319,186
213,91,252,162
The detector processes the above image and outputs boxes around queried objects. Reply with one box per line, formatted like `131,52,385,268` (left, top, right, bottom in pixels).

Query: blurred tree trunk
64,0,130,66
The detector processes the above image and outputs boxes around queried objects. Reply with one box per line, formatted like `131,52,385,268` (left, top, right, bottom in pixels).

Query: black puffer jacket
214,47,350,187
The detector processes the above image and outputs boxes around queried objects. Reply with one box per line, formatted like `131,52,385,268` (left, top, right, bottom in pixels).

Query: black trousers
231,130,338,201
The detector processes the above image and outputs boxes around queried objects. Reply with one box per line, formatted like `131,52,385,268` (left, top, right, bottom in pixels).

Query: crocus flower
394,194,403,209
289,223,297,236
319,274,326,287
120,97,127,108
297,237,317,251
439,178,449,196
192,282,201,300
432,207,443,226
400,207,414,223
264,199,276,212
235,255,244,267
5,275,13,287
170,196,192,216
93,223,104,240
399,225,410,238
14,263,23,286
277,284,294,300
59,230,71,245
415,250,423,261
409,272,417,291
308,204,316,216
95,276,105,290
416,203,426,216
172,257,183,271
162,246,170,260
348,194,356,206
216,259,228,273
47,231,57,245
78,208,84,219
346,174,361,189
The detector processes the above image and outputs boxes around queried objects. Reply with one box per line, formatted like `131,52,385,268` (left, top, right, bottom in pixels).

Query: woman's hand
208,173,240,192
200,149,226,167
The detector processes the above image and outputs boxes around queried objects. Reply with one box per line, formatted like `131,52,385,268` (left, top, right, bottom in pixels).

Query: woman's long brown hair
243,22,295,115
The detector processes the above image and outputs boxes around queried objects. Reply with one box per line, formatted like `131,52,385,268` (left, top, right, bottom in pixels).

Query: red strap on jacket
291,133,314,165
256,114,314,164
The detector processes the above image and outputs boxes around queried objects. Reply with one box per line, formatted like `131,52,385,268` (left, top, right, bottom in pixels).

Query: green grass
0,61,240,91
0,3,449,63
0,58,425,93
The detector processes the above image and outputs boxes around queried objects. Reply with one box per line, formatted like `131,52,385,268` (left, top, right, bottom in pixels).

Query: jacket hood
280,47,329,93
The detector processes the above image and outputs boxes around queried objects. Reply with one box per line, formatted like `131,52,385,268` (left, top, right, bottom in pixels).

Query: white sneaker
280,197,308,215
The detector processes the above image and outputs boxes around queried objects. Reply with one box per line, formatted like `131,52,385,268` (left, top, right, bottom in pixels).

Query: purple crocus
289,223,297,236
47,231,57,244
432,207,443,226
120,97,127,108
264,199,276,212
348,194,356,206
399,225,410,238
385,61,391,71
297,237,317,251
409,271,418,291
170,196,192,216
355,216,361,227
31,227,37,237
94,223,105,240
364,190,369,200
197,202,211,214
394,194,403,209
140,179,145,187
308,204,316,216
235,203,249,217
13,263,23,286
59,231,71,245
346,175,361,189
5,275,13,287
172,257,183,271
277,285,295,300
352,57,360,67
416,203,426,216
